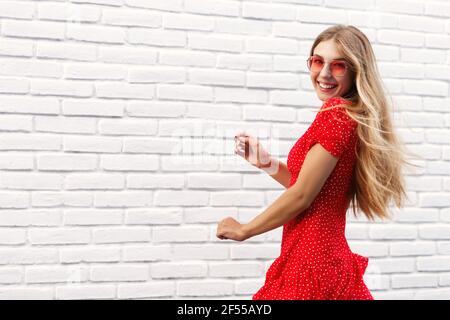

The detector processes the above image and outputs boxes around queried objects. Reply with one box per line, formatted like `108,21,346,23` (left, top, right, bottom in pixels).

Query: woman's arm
260,157,292,189
242,185,308,239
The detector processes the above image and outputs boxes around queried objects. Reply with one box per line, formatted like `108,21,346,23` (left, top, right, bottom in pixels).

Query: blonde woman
216,25,417,300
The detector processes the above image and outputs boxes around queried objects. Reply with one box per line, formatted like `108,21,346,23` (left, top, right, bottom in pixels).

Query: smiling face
310,39,354,102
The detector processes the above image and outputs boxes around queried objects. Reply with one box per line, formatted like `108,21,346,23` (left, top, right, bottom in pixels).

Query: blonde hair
309,25,423,222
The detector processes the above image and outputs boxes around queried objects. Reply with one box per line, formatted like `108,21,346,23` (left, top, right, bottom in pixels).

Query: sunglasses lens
331,61,347,76
309,57,323,72
308,56,348,76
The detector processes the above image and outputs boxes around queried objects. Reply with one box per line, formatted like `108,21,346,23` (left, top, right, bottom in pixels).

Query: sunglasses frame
306,55,350,77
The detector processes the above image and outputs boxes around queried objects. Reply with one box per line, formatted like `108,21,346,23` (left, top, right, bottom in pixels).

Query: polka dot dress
252,97,374,300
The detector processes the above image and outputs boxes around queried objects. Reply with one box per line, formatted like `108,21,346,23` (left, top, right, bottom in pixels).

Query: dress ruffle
253,251,373,300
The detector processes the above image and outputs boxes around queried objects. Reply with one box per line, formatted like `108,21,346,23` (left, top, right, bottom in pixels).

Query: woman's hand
234,132,272,169
216,217,249,242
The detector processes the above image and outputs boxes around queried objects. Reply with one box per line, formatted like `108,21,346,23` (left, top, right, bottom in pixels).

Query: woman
216,25,418,300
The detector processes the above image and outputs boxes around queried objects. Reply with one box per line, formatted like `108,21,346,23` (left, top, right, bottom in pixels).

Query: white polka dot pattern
252,97,374,300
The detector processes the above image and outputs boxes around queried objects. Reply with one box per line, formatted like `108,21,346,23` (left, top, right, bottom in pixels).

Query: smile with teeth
318,81,337,89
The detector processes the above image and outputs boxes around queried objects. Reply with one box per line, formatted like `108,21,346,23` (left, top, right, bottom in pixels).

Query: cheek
341,76,353,89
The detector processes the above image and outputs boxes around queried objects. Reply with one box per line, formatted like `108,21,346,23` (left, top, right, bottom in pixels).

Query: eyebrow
313,54,346,61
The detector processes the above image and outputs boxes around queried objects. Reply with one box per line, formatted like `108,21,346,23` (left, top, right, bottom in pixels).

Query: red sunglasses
306,55,349,77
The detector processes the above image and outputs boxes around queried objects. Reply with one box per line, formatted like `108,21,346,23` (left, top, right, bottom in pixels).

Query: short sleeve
315,105,358,159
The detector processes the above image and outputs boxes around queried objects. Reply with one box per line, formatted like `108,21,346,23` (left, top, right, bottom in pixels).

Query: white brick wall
0,0,448,300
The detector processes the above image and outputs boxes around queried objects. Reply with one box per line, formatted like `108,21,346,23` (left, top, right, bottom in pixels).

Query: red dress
252,97,374,300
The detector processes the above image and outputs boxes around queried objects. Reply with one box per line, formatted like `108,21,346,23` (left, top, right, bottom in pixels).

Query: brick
63,136,122,153
188,34,243,52
127,101,185,118
244,105,297,122
154,190,209,206
94,191,152,208
212,191,265,207
2,20,65,40
425,1,450,18
62,99,124,117
185,0,239,17
417,256,450,271
35,116,96,134
0,77,29,94
218,53,271,71
26,266,89,284
243,2,295,20
160,50,215,67
246,37,298,54
95,82,155,99
158,84,213,102
0,228,26,245
38,2,101,22
369,225,418,240
127,174,184,189
189,68,244,86
392,274,438,289
93,227,151,243
0,248,58,265
37,42,97,62
0,267,22,284
101,155,159,171
0,172,62,190
216,17,271,35
172,244,228,260
125,208,182,225
56,284,116,299
90,265,149,282
118,281,175,299
0,192,30,209
63,209,123,226
153,226,209,243
231,245,280,259
65,173,124,190
64,63,127,80
128,28,185,47
31,191,93,208
0,152,34,170
28,228,91,245
151,262,207,279
123,137,182,154
0,38,33,57
0,115,32,131
123,245,172,262
126,0,182,11
187,173,241,189
164,13,214,31
184,207,238,224
0,96,59,115
37,154,97,171
60,246,120,263
209,262,263,278
102,8,161,27
0,133,61,151
390,241,436,256
0,1,34,19
0,287,53,299
99,46,157,65
67,23,125,44
177,280,234,297
31,79,93,97
0,58,62,78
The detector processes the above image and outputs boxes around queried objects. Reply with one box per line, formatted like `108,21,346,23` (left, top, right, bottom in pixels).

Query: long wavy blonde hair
310,25,422,222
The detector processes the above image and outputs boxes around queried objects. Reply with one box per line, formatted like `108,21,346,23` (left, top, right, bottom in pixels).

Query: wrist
260,157,278,175
241,223,253,240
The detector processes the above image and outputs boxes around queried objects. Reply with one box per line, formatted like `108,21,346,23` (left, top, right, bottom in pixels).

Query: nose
319,62,333,78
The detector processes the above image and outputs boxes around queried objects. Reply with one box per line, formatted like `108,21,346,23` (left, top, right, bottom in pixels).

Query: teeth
319,82,337,89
